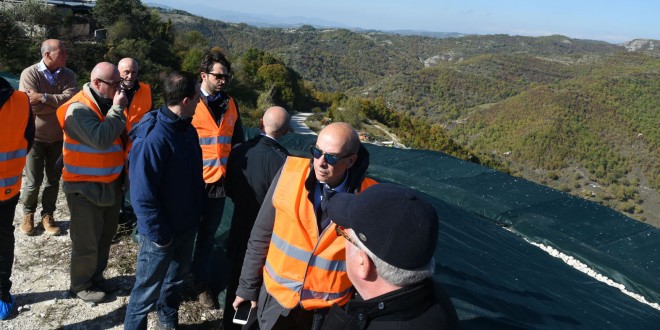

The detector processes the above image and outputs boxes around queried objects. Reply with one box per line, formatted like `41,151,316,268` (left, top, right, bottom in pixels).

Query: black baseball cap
328,183,439,270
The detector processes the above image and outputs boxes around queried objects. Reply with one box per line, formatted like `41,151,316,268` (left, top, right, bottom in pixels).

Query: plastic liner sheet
214,132,659,328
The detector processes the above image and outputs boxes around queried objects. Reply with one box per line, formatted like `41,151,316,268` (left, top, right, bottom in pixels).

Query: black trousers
0,195,19,295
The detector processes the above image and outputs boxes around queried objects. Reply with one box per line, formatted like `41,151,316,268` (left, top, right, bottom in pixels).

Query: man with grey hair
115,57,153,235
19,38,77,236
323,183,459,329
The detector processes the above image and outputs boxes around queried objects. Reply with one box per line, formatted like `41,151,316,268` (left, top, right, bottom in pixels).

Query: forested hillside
163,9,659,225
1,2,656,225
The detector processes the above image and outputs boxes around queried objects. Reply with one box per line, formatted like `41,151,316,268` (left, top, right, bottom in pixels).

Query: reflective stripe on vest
192,97,237,183
263,156,377,310
56,89,125,183
0,90,30,201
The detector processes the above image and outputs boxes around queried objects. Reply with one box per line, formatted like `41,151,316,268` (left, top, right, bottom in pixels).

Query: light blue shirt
37,60,62,87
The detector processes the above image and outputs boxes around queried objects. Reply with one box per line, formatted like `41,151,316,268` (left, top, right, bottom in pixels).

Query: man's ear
356,250,374,281
345,153,358,169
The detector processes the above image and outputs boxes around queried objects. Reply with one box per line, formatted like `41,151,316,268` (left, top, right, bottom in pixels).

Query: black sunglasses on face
97,78,121,88
206,72,231,81
311,146,352,166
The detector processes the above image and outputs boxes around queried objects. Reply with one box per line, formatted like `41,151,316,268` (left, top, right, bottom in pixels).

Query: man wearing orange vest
0,76,34,320
116,57,153,234
191,49,244,308
56,62,128,303
234,122,376,329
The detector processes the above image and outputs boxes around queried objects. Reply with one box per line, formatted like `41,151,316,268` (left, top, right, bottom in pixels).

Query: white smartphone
233,302,252,325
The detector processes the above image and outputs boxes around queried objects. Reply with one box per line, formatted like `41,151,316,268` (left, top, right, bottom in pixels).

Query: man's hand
233,295,257,310
113,88,128,108
26,90,43,105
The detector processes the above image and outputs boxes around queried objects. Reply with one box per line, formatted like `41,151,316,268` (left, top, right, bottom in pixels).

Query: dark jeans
192,196,226,285
0,195,19,295
22,140,62,216
66,192,120,292
124,228,196,330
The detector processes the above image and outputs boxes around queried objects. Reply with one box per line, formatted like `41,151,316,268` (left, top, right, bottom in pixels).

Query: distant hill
158,9,660,226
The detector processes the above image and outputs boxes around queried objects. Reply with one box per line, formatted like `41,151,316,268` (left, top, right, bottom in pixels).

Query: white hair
349,231,435,287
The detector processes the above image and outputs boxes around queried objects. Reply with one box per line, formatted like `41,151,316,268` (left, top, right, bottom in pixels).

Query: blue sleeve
129,134,172,245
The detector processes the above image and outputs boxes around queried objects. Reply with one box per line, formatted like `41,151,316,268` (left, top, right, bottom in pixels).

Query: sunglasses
311,146,353,166
335,226,358,247
206,72,231,81
97,78,121,88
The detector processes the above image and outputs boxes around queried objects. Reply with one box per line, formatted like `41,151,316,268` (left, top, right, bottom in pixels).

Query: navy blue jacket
128,106,205,245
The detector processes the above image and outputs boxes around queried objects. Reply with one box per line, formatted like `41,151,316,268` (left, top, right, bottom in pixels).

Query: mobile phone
233,302,252,325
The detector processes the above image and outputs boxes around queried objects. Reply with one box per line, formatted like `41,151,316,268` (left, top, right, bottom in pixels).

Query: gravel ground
2,187,224,329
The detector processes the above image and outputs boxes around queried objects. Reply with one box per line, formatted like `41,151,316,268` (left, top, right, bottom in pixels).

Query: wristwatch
41,93,47,103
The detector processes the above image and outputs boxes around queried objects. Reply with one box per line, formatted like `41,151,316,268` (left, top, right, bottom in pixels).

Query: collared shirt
37,60,62,86
260,132,278,142
314,173,349,212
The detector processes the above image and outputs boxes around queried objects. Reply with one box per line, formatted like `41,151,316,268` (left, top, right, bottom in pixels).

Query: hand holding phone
233,301,252,325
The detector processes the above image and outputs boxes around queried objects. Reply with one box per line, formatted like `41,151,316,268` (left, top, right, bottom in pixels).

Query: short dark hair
163,71,197,106
199,49,232,74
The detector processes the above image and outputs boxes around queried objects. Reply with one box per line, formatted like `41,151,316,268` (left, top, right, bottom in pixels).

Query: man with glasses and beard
56,62,127,303
191,49,244,309
233,122,376,330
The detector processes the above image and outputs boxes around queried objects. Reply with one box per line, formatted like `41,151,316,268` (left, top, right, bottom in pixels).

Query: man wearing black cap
322,183,459,329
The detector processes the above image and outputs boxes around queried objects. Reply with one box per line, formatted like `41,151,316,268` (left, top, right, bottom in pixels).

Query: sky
152,0,660,43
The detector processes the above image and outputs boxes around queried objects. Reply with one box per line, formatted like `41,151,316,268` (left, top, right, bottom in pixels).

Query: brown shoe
41,214,61,236
20,213,35,236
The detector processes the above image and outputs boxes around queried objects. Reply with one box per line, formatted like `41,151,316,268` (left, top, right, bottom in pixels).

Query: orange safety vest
124,82,152,161
263,156,377,310
191,96,238,183
124,82,152,133
0,91,30,201
56,90,125,183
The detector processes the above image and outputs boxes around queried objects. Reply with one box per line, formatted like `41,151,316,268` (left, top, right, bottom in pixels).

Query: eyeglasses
336,226,358,247
97,78,121,88
311,146,353,166
206,72,231,81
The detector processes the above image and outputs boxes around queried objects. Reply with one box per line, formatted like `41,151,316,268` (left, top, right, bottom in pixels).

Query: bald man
116,58,153,234
234,122,377,329
19,39,77,236
56,62,127,303
223,106,291,330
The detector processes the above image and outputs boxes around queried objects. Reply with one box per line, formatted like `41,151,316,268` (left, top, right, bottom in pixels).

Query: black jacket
321,279,460,330
225,134,290,265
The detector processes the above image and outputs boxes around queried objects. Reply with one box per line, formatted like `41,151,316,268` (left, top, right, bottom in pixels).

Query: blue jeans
192,196,226,285
124,228,196,330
